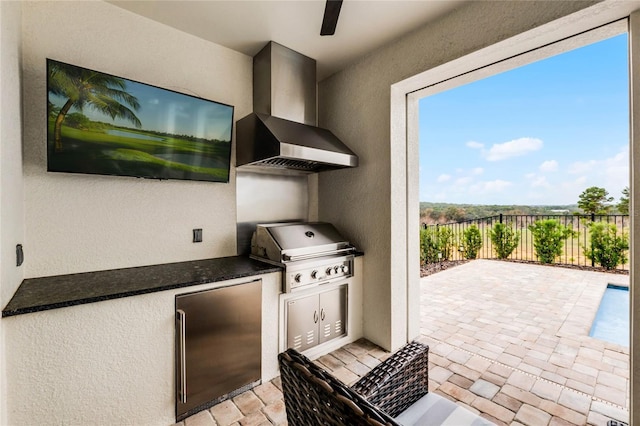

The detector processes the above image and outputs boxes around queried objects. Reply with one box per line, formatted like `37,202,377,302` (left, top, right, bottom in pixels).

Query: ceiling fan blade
320,0,343,36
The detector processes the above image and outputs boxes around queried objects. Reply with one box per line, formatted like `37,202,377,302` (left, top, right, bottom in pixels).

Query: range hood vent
236,42,358,174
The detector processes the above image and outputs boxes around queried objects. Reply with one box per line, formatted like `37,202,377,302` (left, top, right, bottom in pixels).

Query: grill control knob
311,270,319,279
334,266,340,275
326,267,334,276
341,264,349,274
294,273,302,283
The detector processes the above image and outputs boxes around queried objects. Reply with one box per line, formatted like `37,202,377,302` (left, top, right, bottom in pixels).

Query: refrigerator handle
176,309,187,404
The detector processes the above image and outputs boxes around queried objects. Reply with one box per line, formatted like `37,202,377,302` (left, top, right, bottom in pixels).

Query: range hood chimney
236,42,358,173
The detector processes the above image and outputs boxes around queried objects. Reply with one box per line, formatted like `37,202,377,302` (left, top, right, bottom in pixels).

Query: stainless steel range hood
236,42,358,174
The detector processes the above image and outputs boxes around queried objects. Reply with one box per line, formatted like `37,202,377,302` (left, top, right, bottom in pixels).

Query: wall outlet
193,229,203,243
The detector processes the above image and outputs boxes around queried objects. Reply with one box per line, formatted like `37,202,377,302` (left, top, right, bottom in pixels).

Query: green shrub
462,225,482,259
420,226,455,263
420,227,439,264
583,222,629,269
528,219,576,264
490,222,520,259
437,227,454,260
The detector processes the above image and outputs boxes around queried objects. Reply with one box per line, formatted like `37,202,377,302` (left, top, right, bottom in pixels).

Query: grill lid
251,222,353,263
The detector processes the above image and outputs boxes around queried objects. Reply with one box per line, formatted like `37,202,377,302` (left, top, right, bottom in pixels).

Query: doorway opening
414,23,630,424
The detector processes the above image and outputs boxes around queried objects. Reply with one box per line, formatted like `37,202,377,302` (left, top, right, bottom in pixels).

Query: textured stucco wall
4,273,281,425
21,1,252,278
0,1,24,424
0,0,24,306
317,0,602,350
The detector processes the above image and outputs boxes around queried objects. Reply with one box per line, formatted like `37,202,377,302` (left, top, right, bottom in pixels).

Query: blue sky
50,77,234,141
419,33,629,205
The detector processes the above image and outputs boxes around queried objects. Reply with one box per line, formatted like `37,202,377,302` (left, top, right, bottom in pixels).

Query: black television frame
46,59,234,183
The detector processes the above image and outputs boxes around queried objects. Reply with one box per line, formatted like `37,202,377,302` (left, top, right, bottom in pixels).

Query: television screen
46,59,234,183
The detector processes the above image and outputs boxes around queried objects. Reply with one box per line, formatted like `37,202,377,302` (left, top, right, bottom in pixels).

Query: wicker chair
278,341,495,426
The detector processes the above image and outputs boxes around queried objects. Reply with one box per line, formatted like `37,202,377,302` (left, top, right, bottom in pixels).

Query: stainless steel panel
319,286,347,344
175,280,261,420
235,113,358,172
283,255,353,292
262,116,357,161
286,295,319,351
267,222,345,251
254,41,316,126
235,40,359,173
251,222,351,263
236,171,308,255
253,42,273,121
286,284,347,352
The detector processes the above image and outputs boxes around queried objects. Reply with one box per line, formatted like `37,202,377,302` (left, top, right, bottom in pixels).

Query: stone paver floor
175,260,629,426
173,339,390,426
420,260,629,426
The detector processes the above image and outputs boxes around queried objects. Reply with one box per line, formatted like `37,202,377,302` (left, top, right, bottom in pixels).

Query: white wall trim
391,1,640,421
629,10,640,426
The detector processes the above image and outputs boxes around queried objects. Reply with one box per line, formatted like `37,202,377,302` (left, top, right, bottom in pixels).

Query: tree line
421,186,629,225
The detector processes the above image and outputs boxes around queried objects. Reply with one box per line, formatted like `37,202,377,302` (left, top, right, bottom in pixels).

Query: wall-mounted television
46,59,234,183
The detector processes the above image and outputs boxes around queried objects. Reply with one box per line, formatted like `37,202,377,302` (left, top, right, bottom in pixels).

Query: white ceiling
107,0,467,80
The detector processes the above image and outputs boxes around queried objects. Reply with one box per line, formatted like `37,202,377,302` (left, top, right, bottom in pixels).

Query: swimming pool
589,284,629,347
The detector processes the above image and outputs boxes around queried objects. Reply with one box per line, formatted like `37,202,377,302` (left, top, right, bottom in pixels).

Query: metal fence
421,214,630,271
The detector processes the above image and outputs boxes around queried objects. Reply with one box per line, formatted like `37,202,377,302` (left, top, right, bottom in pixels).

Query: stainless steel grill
250,222,355,292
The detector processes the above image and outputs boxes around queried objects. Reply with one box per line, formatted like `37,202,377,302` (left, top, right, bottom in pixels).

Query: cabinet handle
320,308,325,321
313,310,319,323
176,309,187,404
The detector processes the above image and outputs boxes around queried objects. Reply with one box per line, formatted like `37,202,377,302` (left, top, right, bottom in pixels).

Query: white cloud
531,176,551,188
601,151,628,183
466,141,484,149
566,148,628,195
436,174,451,183
557,176,588,202
568,160,597,175
539,160,558,173
470,179,512,193
525,171,552,189
471,167,484,175
455,177,473,185
484,137,543,161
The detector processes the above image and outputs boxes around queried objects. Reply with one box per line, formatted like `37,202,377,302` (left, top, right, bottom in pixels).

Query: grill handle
283,247,354,262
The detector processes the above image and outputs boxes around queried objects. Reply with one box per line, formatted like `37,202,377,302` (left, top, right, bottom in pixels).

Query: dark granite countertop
2,256,282,317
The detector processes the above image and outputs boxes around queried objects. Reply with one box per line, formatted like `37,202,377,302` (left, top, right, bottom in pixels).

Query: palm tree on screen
48,61,142,151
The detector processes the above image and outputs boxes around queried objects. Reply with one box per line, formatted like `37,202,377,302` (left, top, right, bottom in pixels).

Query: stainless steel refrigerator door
176,280,261,419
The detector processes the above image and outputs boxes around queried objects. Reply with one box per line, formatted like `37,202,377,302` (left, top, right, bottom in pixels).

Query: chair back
278,348,399,426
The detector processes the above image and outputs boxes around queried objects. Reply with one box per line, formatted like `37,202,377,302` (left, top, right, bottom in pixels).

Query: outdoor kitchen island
1,254,364,425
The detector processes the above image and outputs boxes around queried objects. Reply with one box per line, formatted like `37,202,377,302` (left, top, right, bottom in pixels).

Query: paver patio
420,260,629,425
176,259,629,426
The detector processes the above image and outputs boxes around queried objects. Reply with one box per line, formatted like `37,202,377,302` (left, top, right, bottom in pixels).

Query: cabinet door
286,295,319,351
319,286,347,344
